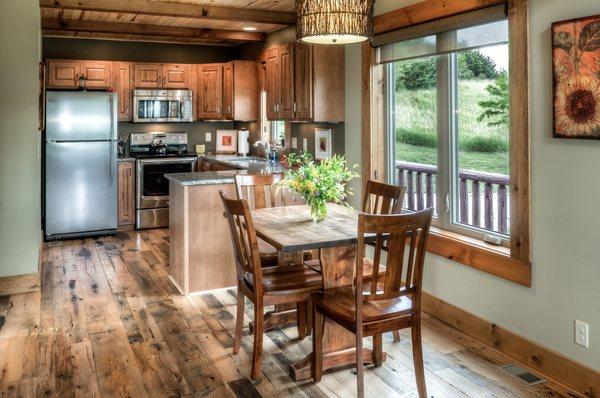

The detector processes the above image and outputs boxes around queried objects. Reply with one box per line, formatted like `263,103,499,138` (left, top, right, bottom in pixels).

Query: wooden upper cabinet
81,61,112,88
294,43,313,120
222,61,258,121
47,60,80,88
134,63,162,88
222,62,234,120
278,45,295,119
312,45,345,122
115,62,132,121
265,47,280,120
162,64,189,88
198,63,223,119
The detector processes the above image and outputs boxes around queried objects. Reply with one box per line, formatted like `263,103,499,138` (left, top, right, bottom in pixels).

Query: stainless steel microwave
133,89,193,123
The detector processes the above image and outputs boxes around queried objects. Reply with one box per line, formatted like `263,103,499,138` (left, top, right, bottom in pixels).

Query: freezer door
45,141,117,237
46,91,117,141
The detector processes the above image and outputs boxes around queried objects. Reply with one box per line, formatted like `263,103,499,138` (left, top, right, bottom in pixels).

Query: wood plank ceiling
40,0,296,46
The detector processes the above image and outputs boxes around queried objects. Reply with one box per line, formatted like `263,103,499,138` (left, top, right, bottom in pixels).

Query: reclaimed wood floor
0,229,583,397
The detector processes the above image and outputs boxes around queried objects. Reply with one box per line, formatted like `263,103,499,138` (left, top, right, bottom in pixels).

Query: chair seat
304,258,386,280
244,264,323,295
311,286,413,324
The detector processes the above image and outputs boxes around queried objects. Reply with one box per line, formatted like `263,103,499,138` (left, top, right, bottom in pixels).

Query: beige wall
345,0,600,370
0,0,41,277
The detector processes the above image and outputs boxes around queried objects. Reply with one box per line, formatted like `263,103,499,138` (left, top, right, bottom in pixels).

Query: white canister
237,129,250,155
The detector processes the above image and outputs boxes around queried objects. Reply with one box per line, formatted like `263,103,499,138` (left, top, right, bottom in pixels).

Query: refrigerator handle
110,94,118,140
109,142,113,188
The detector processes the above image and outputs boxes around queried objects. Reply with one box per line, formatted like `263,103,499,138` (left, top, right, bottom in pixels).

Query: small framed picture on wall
216,130,237,154
314,128,332,160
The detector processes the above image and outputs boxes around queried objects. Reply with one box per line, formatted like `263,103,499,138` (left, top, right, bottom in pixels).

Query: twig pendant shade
296,0,374,45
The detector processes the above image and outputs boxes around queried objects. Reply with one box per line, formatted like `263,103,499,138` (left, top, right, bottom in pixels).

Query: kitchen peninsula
166,155,286,294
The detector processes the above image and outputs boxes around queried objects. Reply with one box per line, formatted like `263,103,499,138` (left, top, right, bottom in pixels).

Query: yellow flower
555,75,600,136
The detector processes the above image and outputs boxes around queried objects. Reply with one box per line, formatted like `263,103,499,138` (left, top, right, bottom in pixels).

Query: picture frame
552,13,600,139
216,130,237,154
314,128,332,160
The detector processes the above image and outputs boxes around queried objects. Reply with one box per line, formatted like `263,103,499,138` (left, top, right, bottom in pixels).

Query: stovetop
129,151,197,159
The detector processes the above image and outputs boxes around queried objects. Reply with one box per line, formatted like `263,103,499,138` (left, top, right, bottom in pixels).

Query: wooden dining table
251,203,384,381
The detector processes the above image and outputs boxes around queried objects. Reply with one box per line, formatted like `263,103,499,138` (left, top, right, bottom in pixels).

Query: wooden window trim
363,0,531,285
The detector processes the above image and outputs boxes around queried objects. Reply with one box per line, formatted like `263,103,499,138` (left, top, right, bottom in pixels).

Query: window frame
363,0,531,286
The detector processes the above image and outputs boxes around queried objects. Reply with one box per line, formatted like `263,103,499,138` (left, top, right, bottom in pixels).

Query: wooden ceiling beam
41,18,266,42
39,0,295,25
42,29,237,46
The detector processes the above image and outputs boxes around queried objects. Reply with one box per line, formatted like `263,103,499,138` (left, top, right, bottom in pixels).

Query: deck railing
395,161,510,234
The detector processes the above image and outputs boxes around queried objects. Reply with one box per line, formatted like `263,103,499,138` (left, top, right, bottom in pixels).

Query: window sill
427,227,532,287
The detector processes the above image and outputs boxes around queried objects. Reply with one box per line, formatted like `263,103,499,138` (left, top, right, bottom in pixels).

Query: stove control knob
134,136,139,141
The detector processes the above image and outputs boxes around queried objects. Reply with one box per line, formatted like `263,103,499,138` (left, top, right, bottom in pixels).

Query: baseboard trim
0,272,41,296
421,291,599,397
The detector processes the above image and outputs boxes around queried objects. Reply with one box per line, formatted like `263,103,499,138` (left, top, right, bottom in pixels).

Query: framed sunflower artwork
552,14,600,139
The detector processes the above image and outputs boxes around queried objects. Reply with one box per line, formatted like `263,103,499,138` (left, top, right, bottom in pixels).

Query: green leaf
553,31,574,52
578,20,600,52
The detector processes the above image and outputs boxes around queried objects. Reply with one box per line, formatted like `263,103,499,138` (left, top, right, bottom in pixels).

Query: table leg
289,244,386,381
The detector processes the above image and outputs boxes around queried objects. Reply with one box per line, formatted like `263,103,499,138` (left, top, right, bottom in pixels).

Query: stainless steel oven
136,157,196,229
133,89,193,123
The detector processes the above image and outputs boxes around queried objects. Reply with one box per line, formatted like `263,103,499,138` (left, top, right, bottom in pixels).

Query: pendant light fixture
296,0,374,45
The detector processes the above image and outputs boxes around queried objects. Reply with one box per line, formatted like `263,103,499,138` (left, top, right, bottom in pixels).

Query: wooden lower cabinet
118,161,135,228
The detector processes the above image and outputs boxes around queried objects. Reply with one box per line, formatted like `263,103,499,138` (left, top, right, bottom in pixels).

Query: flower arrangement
280,152,358,222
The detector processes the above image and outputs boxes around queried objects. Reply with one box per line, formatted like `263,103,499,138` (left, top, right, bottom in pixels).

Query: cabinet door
134,63,162,88
278,45,295,119
47,60,80,88
162,64,189,88
81,61,112,88
115,62,132,121
294,43,313,120
222,62,234,120
198,64,223,119
118,161,135,226
265,47,280,119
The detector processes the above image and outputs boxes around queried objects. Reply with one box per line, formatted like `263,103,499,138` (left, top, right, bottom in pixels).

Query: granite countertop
118,156,136,162
166,155,287,186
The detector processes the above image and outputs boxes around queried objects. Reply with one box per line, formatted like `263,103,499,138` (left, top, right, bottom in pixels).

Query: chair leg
306,299,313,336
411,319,427,398
233,285,245,354
356,328,365,398
392,330,401,342
312,302,323,382
373,333,383,366
296,301,307,341
250,301,264,380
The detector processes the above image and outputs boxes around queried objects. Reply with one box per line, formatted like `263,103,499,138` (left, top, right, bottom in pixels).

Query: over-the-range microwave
133,89,193,123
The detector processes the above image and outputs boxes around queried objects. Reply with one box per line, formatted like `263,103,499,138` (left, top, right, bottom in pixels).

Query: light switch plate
303,138,308,152
292,137,298,149
205,133,212,142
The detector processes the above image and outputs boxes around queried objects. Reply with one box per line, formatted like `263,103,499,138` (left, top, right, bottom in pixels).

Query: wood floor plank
0,231,577,398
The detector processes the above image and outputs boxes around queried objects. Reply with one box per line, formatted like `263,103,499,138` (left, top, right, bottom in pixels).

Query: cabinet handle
126,106,129,117
293,102,297,113
74,74,79,84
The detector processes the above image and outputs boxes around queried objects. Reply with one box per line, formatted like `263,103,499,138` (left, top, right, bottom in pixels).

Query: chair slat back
220,191,263,293
356,208,433,305
235,173,284,209
361,180,406,215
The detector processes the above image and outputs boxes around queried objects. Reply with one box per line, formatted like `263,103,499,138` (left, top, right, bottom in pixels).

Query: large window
384,19,510,242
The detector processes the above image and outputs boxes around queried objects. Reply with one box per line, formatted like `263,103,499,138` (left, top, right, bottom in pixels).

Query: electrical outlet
205,133,212,142
575,320,589,348
292,137,298,149
303,138,308,152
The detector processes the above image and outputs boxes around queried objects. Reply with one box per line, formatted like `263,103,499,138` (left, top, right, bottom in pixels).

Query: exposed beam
42,18,266,42
40,0,295,25
42,30,238,46
373,0,506,35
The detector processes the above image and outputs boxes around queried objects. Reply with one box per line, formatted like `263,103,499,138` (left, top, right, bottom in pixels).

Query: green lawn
395,79,509,176
396,143,509,175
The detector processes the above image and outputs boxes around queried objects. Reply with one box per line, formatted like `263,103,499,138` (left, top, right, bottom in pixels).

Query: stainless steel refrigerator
45,91,118,240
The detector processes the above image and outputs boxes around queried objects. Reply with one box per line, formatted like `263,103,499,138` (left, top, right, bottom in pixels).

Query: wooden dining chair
305,180,406,284
220,191,323,380
311,208,433,398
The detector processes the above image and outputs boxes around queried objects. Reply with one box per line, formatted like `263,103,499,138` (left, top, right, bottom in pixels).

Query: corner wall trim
421,292,600,397
0,272,41,296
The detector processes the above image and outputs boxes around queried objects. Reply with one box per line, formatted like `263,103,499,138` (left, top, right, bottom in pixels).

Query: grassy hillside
395,80,509,175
